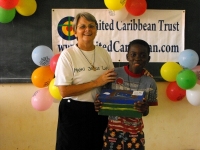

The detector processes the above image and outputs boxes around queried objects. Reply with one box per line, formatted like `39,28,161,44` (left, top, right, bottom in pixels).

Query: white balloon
108,7,129,21
186,84,200,106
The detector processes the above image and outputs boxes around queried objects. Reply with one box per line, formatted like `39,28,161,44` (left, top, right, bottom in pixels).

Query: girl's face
74,17,97,44
126,44,150,73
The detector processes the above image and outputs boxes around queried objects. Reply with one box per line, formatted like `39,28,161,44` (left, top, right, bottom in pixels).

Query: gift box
98,89,145,118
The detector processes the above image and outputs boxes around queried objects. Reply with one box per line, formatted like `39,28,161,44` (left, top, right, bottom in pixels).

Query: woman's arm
57,69,116,97
143,68,153,77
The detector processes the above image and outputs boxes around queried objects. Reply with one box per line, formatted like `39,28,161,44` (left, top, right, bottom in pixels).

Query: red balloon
0,0,19,9
125,0,147,16
50,54,60,73
166,82,186,101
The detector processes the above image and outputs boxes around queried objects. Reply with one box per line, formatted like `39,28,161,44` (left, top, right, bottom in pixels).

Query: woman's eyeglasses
77,24,97,30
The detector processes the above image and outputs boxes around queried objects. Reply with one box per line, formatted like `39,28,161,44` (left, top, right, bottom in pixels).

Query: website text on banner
52,9,185,63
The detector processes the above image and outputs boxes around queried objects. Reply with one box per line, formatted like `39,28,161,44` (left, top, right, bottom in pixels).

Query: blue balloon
32,45,54,66
178,49,199,69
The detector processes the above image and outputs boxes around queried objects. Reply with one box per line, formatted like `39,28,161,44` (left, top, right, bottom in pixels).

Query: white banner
52,9,185,62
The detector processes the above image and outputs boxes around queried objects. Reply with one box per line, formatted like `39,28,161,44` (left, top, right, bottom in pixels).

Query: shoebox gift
98,89,145,118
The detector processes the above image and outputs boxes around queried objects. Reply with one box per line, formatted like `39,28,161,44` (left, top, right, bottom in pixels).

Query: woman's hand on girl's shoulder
143,68,153,78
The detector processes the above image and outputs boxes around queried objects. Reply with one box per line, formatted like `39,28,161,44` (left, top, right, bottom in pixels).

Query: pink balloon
0,0,19,9
192,65,200,85
31,88,53,111
50,54,60,73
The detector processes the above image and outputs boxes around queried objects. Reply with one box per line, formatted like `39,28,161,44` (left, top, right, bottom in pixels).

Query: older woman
55,12,116,150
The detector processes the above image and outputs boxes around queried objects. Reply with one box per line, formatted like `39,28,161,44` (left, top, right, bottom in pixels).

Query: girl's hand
94,95,102,112
133,99,149,116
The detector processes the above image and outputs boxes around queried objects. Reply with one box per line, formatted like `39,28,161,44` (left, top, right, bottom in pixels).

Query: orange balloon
31,66,54,88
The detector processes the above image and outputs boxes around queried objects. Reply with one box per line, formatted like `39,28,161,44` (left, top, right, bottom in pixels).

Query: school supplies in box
98,89,145,118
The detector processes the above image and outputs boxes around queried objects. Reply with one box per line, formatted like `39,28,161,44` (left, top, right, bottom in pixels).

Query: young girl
94,39,158,150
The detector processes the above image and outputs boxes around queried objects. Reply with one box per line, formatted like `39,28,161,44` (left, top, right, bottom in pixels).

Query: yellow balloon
160,62,183,82
16,0,37,16
104,0,126,10
49,78,62,101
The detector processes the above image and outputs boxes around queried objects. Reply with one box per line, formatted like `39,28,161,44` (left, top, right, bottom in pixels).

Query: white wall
0,82,200,150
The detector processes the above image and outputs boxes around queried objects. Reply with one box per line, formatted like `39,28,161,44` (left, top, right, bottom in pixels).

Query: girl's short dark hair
128,39,150,55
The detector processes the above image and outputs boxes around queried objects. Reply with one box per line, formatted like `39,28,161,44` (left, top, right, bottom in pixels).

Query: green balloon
176,69,197,89
0,7,16,23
